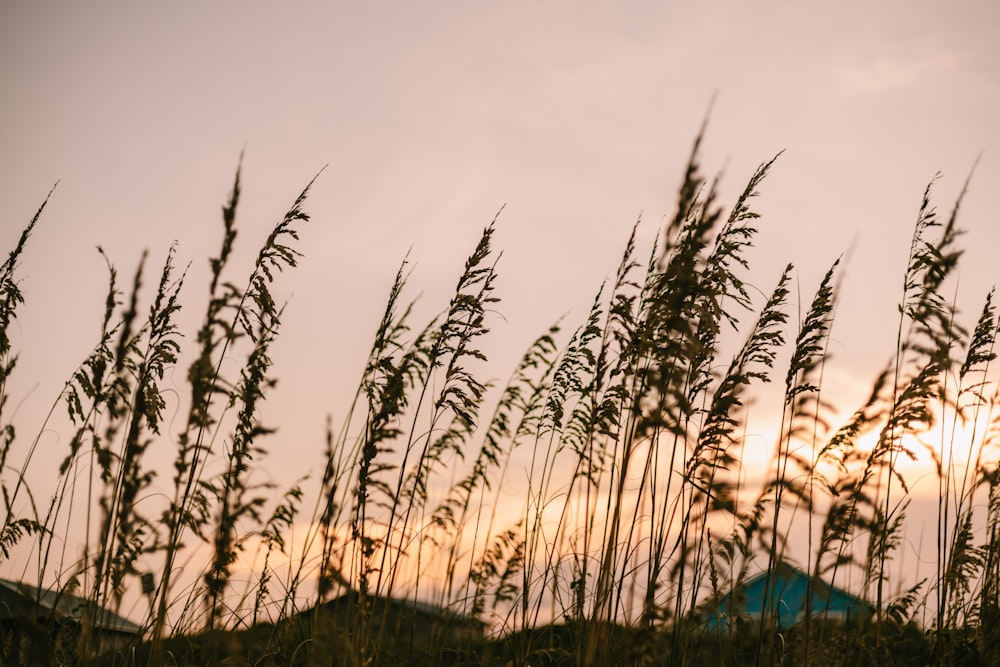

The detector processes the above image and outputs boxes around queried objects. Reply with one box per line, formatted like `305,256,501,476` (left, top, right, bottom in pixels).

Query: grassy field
2,135,999,666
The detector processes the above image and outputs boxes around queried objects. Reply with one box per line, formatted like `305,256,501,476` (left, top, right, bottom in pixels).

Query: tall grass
1,139,999,667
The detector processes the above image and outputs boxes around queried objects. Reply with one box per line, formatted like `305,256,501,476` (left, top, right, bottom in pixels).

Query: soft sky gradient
2,1,1000,600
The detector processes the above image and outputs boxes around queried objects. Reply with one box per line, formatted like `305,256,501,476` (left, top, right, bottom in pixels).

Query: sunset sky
2,1,1000,602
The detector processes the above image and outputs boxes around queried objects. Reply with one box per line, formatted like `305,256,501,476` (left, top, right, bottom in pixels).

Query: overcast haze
2,1,1000,598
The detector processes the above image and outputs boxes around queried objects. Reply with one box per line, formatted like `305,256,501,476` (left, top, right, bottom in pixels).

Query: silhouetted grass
1,138,998,666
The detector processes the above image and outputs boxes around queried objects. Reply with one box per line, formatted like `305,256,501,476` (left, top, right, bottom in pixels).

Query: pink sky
2,0,1000,617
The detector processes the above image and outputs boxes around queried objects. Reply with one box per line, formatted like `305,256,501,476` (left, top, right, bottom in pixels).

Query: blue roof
704,562,873,630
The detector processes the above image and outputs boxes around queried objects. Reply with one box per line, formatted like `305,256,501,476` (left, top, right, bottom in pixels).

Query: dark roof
321,592,487,626
0,577,142,635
